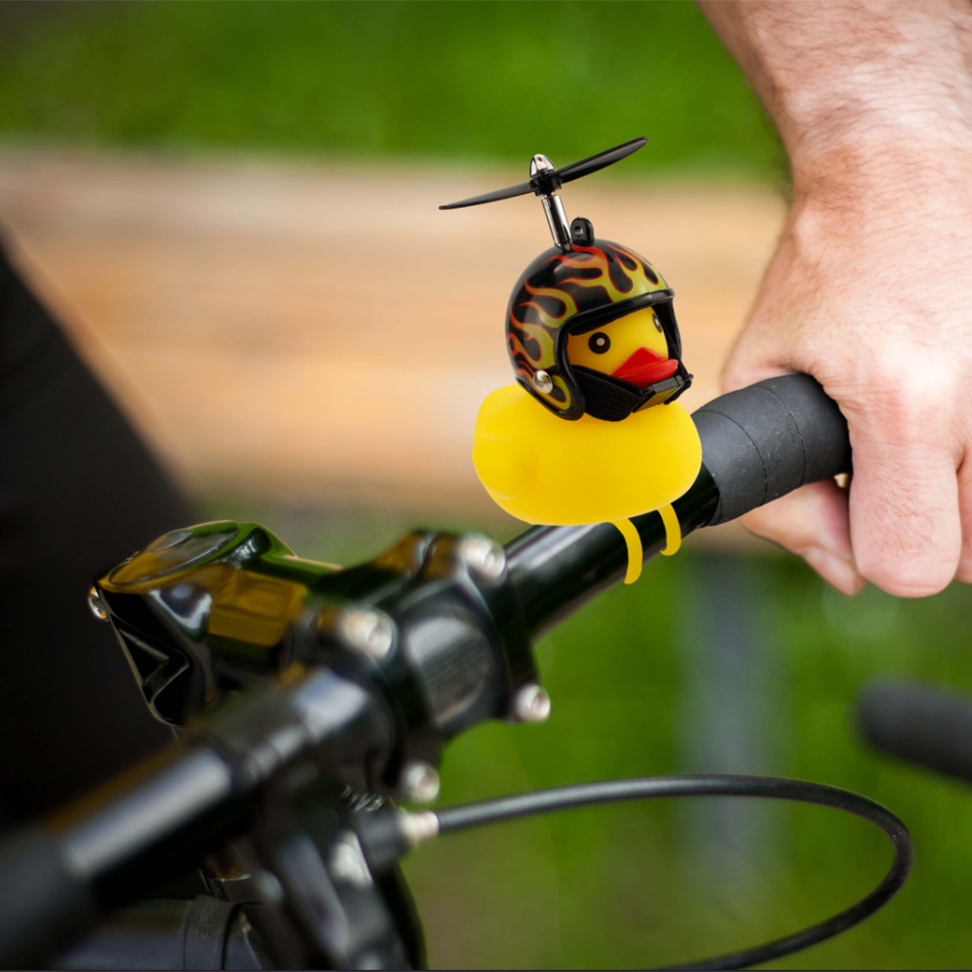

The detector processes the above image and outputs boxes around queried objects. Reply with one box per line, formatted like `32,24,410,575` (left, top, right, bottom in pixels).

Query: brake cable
366,774,912,971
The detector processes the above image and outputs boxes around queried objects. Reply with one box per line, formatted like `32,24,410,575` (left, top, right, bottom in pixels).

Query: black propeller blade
557,136,648,183
438,180,535,211
439,136,648,211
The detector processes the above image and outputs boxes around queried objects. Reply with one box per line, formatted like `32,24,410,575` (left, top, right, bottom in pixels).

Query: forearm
698,1,972,198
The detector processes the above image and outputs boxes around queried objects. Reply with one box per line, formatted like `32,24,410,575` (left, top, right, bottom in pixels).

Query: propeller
438,179,535,211
439,136,648,210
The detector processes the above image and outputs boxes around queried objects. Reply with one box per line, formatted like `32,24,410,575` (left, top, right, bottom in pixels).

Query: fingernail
802,546,866,596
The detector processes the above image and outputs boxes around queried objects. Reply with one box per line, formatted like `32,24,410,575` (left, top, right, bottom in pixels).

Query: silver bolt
340,609,393,660
513,683,551,724
398,810,440,847
459,534,506,582
399,760,441,804
328,831,373,889
87,586,108,622
533,370,553,393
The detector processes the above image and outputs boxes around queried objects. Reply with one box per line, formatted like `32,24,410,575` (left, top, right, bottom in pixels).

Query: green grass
206,500,972,969
409,555,972,970
0,0,784,180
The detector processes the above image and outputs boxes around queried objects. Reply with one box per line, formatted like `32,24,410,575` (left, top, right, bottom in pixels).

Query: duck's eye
588,332,611,354
652,312,663,333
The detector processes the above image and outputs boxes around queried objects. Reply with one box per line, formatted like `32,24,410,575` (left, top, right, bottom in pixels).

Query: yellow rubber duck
442,142,702,582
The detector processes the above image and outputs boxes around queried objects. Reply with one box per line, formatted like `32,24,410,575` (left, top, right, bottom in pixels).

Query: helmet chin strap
573,364,691,422
573,366,651,422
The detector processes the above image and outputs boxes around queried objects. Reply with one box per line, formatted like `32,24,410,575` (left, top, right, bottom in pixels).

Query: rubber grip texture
858,678,972,785
693,374,851,526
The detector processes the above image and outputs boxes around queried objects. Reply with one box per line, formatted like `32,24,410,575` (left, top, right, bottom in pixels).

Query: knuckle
834,343,956,445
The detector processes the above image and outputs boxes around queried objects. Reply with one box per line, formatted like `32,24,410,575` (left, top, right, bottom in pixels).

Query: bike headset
506,217,693,422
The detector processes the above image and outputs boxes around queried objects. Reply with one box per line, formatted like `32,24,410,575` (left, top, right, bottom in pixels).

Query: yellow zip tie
611,518,643,585
612,506,682,584
659,503,682,556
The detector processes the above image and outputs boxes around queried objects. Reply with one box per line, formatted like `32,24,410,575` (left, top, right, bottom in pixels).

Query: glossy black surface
99,522,342,725
506,466,719,637
97,523,539,782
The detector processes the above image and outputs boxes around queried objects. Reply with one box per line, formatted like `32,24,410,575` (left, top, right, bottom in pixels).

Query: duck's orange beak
611,347,678,388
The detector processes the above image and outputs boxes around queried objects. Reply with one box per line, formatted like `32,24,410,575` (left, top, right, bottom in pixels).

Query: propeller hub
529,154,555,177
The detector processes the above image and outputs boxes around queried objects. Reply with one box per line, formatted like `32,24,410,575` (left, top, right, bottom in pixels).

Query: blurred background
1,2,971,969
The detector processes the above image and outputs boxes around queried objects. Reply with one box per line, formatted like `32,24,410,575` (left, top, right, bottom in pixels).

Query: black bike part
0,374,857,967
0,670,390,970
693,374,851,526
435,775,912,971
858,677,972,784
51,896,268,971
506,374,851,636
505,468,719,638
0,828,98,970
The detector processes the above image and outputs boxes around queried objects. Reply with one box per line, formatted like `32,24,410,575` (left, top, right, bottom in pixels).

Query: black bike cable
432,774,913,971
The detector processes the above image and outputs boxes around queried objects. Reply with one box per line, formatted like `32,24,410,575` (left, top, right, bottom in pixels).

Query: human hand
701,0,972,596
723,162,972,596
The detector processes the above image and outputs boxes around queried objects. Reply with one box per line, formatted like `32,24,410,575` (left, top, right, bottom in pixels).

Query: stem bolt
513,683,551,724
340,609,394,660
459,534,506,582
87,586,108,622
399,760,441,804
399,810,440,847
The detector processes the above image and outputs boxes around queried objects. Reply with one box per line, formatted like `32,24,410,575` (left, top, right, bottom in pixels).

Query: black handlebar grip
858,678,972,785
693,374,851,526
0,827,98,969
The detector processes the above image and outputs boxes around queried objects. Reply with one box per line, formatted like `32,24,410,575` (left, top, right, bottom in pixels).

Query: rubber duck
441,139,702,582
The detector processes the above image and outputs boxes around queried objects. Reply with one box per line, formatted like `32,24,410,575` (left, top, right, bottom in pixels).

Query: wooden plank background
0,149,785,531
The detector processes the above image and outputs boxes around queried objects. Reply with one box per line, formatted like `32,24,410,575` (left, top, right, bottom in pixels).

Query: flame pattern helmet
506,231,692,421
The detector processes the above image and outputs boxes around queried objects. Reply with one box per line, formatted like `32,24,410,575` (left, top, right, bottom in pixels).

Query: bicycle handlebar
0,670,389,969
694,374,851,525
858,678,972,785
509,374,850,635
0,374,853,969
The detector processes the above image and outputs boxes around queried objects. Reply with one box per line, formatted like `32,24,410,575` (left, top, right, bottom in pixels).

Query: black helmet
505,219,690,421
441,138,692,421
